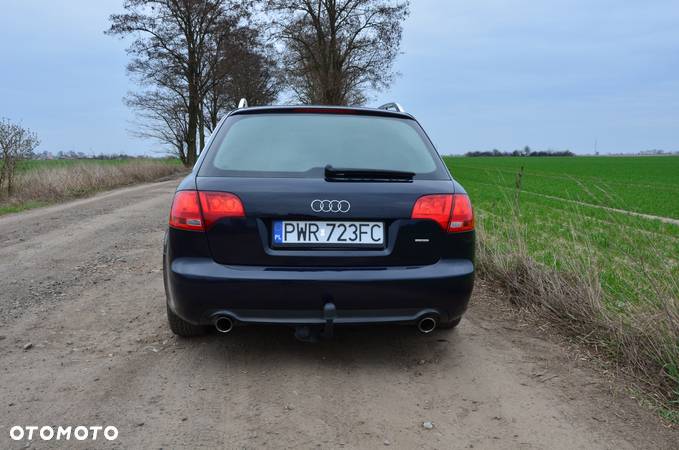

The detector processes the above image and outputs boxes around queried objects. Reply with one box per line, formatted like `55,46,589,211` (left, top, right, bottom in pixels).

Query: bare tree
266,0,409,105
0,118,40,195
107,1,281,164
107,0,247,166
126,90,192,165
220,28,281,107
204,25,281,130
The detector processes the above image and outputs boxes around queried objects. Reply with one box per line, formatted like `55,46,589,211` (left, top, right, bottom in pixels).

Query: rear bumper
166,257,474,326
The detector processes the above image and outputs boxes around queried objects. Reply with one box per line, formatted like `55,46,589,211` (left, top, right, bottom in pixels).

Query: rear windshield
198,113,448,179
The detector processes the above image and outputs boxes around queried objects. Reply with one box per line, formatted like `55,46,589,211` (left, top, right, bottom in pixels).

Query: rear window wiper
324,165,415,182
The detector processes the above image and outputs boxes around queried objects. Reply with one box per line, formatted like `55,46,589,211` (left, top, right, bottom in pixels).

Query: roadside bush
0,118,40,195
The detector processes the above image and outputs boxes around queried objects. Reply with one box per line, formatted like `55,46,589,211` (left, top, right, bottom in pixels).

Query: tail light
449,194,474,232
411,194,474,233
169,191,203,231
411,194,453,230
169,191,244,231
197,191,244,229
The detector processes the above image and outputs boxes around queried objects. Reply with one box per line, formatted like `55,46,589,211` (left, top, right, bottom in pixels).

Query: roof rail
377,102,405,113
238,98,248,108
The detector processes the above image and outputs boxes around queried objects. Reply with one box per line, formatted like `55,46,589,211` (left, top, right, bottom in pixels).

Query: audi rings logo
311,199,351,213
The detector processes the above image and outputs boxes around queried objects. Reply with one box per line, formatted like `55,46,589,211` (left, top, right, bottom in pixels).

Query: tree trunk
186,80,199,166
210,91,219,129
199,103,205,155
176,139,188,166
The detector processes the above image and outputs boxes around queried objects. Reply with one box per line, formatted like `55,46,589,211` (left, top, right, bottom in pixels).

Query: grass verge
475,191,679,422
0,158,186,215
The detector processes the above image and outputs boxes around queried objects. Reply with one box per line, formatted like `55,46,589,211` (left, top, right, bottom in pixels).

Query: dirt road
0,179,676,449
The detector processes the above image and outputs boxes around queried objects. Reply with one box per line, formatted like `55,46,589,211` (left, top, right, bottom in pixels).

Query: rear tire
438,317,462,330
167,305,205,337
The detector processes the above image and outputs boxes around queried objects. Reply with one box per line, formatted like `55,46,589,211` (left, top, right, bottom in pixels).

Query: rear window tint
198,113,448,179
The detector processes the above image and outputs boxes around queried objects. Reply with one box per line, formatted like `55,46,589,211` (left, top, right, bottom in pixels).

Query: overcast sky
1,0,678,155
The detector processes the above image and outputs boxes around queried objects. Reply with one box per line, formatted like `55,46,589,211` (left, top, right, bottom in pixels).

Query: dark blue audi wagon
163,102,475,338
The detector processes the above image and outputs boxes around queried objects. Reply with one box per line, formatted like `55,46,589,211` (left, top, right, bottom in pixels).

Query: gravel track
0,178,676,449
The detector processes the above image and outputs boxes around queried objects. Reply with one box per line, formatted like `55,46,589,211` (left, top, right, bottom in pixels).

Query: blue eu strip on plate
273,220,283,244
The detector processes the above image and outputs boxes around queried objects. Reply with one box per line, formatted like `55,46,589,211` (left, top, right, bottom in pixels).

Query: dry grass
0,159,186,211
477,204,679,420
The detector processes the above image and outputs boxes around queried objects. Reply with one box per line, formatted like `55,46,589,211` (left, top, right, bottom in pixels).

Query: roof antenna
238,98,248,108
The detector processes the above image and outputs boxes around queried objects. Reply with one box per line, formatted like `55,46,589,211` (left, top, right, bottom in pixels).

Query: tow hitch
322,302,337,338
293,302,337,342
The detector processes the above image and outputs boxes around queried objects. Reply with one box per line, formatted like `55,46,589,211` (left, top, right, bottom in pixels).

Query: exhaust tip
214,316,234,334
417,317,437,334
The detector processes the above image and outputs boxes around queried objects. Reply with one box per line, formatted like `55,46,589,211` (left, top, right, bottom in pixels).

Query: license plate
273,221,384,247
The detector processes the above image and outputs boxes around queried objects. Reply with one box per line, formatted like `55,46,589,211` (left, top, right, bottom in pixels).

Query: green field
447,156,679,219
444,155,679,310
445,155,679,415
